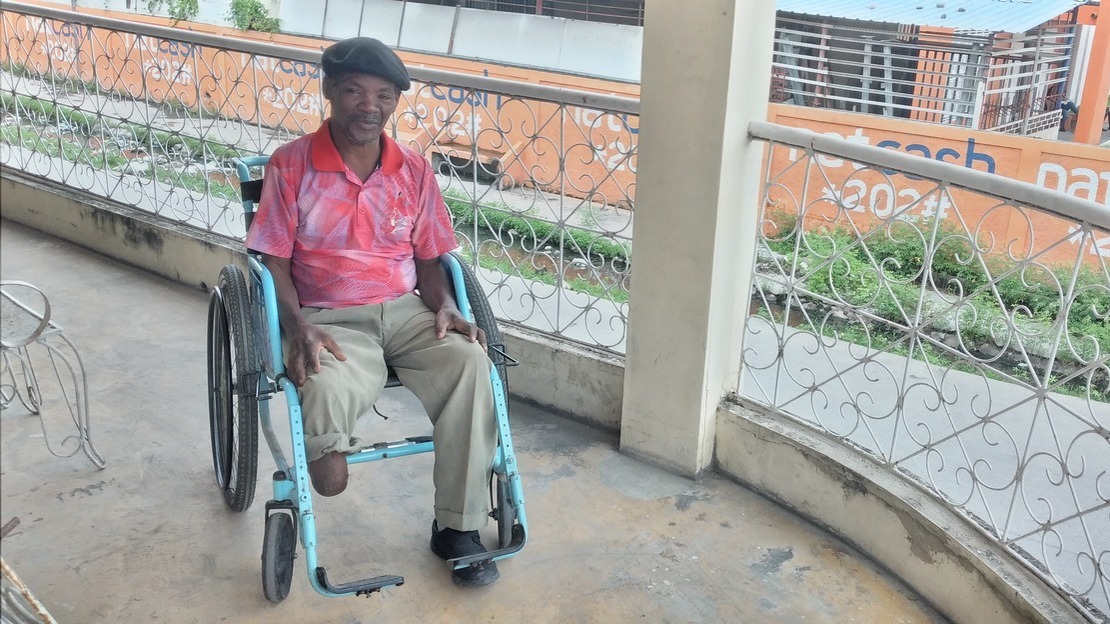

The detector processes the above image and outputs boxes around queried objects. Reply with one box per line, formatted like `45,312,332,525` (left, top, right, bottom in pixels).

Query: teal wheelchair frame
205,155,527,602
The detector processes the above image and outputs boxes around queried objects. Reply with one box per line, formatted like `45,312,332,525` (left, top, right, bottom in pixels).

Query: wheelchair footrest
448,524,527,569
315,566,404,597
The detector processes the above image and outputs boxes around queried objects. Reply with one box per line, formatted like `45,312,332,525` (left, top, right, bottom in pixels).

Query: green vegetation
2,62,234,133
1,92,242,162
146,0,199,24
229,0,281,33
444,189,631,304
761,210,1109,401
454,246,630,305
443,189,631,264
0,92,241,203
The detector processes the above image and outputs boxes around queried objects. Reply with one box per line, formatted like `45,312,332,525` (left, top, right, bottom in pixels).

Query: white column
620,0,776,476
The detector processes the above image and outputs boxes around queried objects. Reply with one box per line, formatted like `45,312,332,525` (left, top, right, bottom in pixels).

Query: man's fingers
435,311,451,339
324,336,347,361
288,359,306,387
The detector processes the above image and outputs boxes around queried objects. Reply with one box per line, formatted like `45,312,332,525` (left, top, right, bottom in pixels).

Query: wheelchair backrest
232,155,271,236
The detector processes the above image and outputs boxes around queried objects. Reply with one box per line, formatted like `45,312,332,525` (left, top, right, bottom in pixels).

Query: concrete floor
0,220,948,624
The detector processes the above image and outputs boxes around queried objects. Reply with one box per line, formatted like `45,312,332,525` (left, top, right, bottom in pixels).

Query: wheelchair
205,155,527,602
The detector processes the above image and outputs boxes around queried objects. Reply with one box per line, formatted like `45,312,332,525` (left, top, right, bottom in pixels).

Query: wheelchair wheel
261,512,296,602
494,475,515,549
206,264,259,512
451,252,508,393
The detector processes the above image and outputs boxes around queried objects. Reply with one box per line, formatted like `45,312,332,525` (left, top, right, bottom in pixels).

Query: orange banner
765,105,1109,265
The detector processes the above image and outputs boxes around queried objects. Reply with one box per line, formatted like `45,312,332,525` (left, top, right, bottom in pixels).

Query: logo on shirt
388,210,409,234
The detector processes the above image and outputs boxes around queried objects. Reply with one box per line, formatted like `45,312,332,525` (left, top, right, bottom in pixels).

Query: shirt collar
311,119,403,176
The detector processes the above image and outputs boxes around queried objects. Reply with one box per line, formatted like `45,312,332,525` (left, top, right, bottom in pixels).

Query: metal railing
409,0,646,25
981,91,1067,135
537,0,644,25
741,120,1110,621
0,2,636,353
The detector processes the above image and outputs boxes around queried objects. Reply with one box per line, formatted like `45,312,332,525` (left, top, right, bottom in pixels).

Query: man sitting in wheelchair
245,37,500,588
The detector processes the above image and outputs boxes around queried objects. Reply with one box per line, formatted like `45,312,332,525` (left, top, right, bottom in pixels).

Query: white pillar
620,0,776,476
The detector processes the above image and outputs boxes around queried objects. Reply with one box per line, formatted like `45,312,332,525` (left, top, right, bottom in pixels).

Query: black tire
494,475,514,549
206,264,259,512
261,512,296,603
450,252,508,393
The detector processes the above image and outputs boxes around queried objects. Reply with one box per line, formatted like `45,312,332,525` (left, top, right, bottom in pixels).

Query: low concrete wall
0,171,243,291
503,324,624,432
0,170,625,431
714,399,1084,624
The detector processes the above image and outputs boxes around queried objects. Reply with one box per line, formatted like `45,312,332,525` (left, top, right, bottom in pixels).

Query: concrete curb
714,399,1086,624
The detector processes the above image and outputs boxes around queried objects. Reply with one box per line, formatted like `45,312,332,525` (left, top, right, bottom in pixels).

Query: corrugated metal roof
775,0,1088,33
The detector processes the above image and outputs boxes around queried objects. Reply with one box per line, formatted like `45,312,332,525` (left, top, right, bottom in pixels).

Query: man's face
325,73,400,146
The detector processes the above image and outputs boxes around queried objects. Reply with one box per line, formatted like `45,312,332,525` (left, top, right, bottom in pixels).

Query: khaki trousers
289,293,497,532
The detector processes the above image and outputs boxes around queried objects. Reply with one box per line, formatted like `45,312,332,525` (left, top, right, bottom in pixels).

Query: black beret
321,37,411,91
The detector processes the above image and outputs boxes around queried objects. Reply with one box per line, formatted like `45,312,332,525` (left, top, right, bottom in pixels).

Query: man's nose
354,94,376,111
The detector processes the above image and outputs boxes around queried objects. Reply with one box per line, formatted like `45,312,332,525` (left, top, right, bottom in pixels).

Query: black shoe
430,520,500,588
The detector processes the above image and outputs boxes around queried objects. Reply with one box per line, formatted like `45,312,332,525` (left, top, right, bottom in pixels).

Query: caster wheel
262,512,296,602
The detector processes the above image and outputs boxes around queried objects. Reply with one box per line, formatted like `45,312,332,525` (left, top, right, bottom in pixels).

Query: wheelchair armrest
246,256,286,379
439,252,472,323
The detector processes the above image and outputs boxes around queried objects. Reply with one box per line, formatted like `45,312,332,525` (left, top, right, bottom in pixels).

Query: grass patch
760,210,1109,401
1,91,242,203
443,188,631,265
444,188,631,303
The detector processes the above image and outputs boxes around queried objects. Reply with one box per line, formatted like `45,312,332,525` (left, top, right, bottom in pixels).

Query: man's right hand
260,253,348,387
284,321,346,387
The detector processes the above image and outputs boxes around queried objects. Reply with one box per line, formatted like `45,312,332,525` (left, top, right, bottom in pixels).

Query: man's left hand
435,306,487,350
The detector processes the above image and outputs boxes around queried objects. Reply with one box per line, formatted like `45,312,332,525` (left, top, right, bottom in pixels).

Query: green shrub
146,0,199,24
759,207,1110,382
229,0,281,32
444,189,631,264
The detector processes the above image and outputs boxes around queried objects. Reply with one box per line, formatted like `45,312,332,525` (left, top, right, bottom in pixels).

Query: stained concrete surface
0,220,948,623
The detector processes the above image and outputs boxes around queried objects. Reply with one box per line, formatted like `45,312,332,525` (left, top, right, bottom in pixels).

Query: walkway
0,220,947,623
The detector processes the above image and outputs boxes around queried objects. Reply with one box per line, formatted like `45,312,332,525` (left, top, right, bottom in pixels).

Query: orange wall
3,4,640,202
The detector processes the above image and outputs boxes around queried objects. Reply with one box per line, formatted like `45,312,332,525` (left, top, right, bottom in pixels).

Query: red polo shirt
246,121,457,308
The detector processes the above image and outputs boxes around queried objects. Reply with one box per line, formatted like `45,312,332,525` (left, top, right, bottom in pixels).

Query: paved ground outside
0,219,947,623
